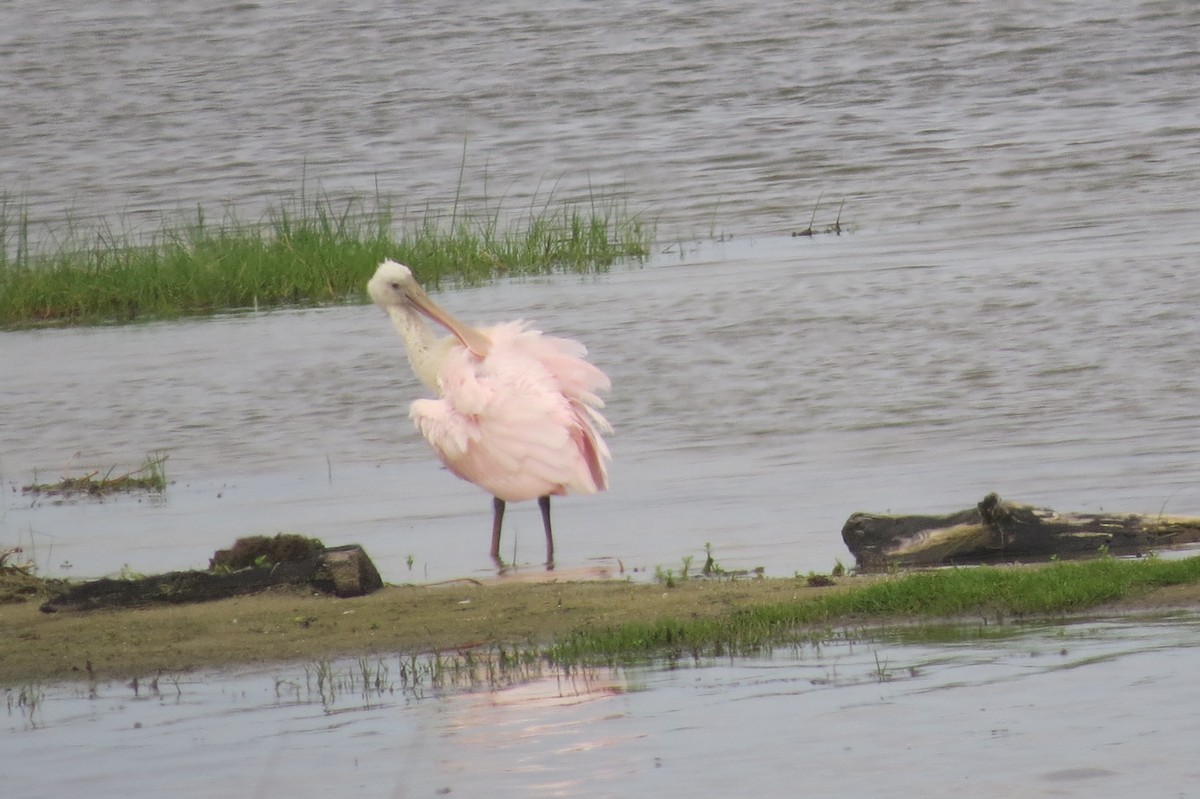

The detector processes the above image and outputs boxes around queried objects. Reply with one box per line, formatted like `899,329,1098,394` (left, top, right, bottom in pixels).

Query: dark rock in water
41,543,383,613
842,492,1200,570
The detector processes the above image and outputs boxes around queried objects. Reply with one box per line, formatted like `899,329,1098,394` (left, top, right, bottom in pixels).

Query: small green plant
654,566,676,589
406,554,415,571
872,650,892,683
791,195,848,237
702,542,723,576
7,683,45,728
0,546,33,573
118,564,146,581
680,555,694,580
805,572,836,588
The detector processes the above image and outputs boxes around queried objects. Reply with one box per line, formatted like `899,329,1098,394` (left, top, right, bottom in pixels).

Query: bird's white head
367,259,492,357
367,258,421,310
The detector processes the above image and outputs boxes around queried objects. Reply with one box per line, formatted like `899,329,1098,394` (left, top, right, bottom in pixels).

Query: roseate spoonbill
367,259,612,567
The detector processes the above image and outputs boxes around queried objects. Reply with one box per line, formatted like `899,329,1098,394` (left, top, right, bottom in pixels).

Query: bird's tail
572,401,611,493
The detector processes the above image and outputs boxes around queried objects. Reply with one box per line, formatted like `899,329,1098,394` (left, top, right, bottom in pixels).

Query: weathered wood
40,544,383,613
314,545,385,598
842,492,1200,570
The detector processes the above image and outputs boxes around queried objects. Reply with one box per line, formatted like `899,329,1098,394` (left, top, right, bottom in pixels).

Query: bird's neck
388,306,450,391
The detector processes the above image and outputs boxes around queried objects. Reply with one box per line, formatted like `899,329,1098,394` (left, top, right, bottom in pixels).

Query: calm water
7,613,1200,798
4,230,1198,581
3,0,1200,794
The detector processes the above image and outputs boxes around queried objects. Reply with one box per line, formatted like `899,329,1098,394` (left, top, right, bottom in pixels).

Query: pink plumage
367,260,612,567
411,320,612,502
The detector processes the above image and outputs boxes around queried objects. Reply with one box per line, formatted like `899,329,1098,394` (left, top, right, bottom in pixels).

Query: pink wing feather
410,321,611,503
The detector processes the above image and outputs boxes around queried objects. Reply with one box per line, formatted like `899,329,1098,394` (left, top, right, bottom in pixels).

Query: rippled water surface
4,0,1200,239
3,0,1200,794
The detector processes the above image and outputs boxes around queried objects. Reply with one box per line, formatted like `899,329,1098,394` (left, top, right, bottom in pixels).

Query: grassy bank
0,187,650,328
548,555,1200,663
3,556,1200,686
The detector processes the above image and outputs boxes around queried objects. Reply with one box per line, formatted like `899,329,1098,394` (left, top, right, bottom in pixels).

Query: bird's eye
389,281,401,290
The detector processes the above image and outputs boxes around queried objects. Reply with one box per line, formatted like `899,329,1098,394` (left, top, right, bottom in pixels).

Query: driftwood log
40,543,383,613
842,492,1200,570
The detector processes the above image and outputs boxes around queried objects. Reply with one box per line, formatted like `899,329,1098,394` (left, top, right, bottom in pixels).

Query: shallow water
3,0,1200,794
7,613,1200,798
3,228,1199,581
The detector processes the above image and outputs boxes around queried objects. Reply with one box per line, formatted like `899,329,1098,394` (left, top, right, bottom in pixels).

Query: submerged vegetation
0,185,651,328
3,554,1200,684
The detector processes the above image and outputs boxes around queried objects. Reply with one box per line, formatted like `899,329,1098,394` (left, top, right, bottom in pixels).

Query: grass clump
0,548,67,605
209,534,326,571
0,185,651,328
22,452,168,498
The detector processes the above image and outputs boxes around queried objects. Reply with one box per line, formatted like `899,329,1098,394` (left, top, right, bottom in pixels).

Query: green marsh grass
0,187,650,328
545,555,1200,664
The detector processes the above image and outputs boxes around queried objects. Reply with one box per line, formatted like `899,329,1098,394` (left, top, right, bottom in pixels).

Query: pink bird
367,259,612,567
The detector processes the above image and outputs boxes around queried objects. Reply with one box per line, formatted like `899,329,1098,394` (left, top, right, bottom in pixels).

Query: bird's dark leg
490,497,506,567
539,495,555,570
